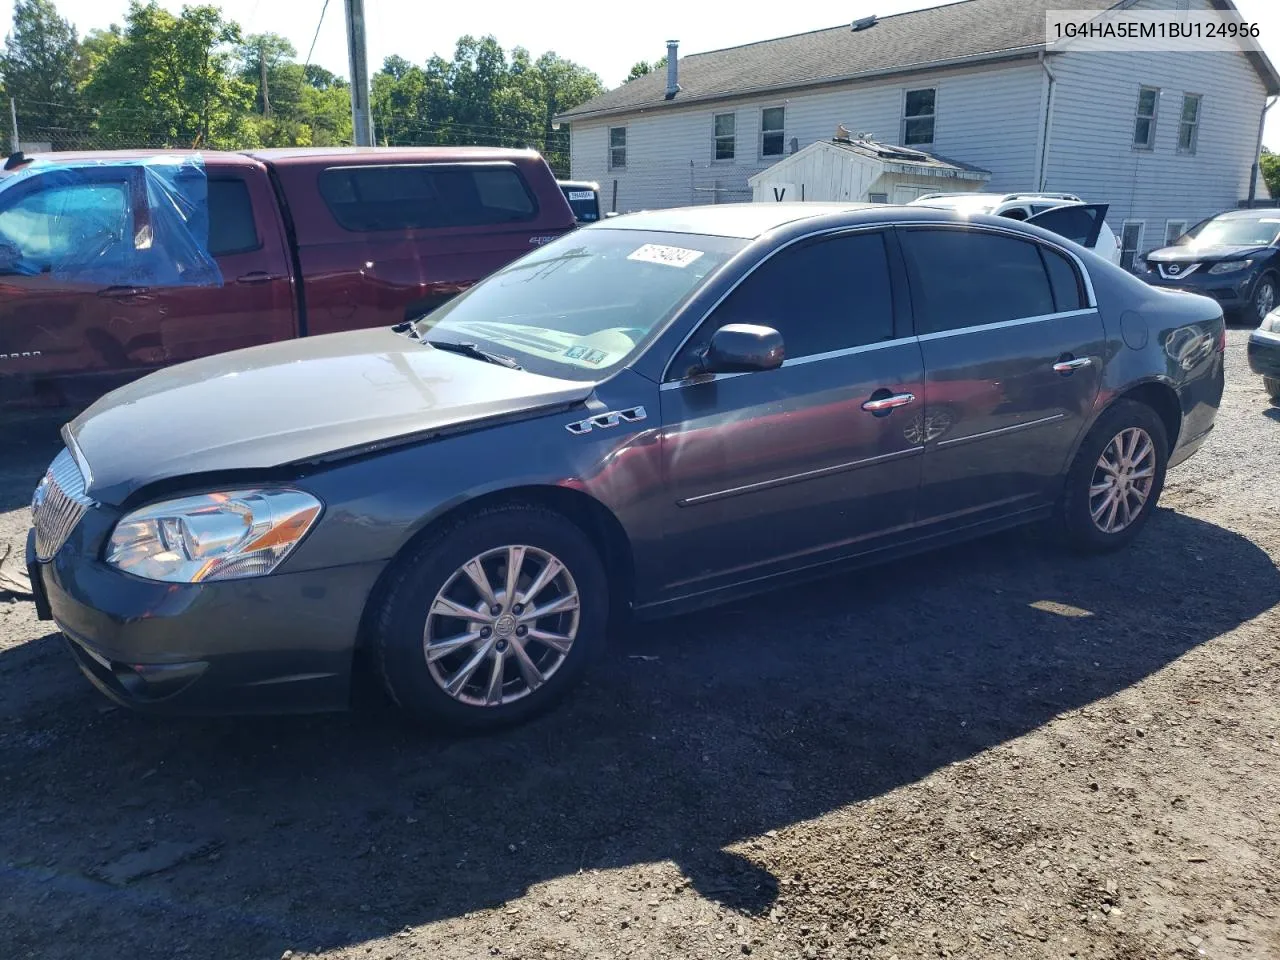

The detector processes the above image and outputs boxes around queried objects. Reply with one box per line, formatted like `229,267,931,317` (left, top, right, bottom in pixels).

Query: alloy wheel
423,545,580,706
1089,427,1156,534
1256,279,1276,318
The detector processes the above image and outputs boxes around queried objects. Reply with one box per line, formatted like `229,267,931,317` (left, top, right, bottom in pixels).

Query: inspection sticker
627,243,704,268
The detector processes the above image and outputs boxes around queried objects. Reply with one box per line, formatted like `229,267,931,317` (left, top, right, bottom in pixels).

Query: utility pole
344,0,374,146
259,39,271,118
9,98,19,154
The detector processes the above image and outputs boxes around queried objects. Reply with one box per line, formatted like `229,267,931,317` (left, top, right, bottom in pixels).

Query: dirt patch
1,331,1277,960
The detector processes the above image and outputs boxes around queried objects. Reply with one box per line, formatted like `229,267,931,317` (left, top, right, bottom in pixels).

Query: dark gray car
27,203,1226,730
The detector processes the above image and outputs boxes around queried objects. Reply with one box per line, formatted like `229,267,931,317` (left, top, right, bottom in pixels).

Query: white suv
907,192,1121,266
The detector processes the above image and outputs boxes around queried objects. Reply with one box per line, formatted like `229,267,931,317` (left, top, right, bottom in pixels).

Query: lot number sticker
567,190,595,200
627,243,705,268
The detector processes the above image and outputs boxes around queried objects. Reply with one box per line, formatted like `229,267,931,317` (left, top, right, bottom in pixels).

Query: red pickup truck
0,146,577,406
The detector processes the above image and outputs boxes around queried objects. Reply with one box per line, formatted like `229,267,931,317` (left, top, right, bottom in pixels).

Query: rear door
897,225,1106,528
142,170,297,366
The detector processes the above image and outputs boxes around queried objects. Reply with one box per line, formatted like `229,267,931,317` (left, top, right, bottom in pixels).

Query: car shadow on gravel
1,508,1276,958
0,411,67,512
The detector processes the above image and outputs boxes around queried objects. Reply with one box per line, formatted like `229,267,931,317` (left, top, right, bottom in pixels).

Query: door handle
1053,357,1093,374
97,285,151,299
236,272,283,285
861,392,916,413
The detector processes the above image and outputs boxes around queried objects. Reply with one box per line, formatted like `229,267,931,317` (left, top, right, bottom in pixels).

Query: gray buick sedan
28,203,1225,730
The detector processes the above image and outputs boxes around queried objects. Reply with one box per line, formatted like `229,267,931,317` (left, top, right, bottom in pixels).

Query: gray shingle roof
556,0,1278,122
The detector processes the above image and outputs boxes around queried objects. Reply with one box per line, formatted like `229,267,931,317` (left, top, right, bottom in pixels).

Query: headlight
1260,307,1280,333
106,489,322,583
1207,259,1253,275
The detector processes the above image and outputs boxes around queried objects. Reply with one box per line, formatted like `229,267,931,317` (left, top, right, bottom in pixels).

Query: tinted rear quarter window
319,164,537,232
207,179,260,256
672,231,894,376
899,228,1055,333
1040,246,1085,312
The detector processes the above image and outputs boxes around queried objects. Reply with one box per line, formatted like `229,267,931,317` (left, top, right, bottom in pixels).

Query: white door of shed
893,185,934,204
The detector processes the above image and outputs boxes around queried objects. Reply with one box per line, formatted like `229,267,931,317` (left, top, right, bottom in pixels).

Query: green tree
624,56,666,83
0,0,85,149
1261,147,1280,200
84,2,254,148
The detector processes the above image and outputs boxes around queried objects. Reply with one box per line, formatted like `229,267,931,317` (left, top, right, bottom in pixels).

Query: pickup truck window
0,180,132,275
318,164,537,232
207,179,260,256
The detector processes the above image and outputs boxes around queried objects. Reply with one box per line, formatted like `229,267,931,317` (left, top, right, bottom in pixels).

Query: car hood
66,327,594,505
1145,243,1271,264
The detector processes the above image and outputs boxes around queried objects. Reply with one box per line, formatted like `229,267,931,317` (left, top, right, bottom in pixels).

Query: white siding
569,59,1045,213
1044,0,1268,256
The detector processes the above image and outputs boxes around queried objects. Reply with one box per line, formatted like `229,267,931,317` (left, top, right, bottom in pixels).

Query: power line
304,0,331,70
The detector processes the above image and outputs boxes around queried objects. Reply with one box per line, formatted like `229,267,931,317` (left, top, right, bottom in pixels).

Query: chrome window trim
659,335,916,391
658,219,1098,384
915,307,1099,343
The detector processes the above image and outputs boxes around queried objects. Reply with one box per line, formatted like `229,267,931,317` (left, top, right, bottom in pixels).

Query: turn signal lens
106,489,322,583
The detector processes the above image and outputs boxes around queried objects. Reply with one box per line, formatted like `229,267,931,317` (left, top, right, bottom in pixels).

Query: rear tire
1265,376,1280,405
1055,400,1169,553
372,503,609,732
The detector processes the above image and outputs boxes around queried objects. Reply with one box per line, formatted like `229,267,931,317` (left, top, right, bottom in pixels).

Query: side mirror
701,323,785,374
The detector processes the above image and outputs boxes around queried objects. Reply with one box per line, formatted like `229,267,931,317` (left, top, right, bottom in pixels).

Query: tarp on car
0,154,223,288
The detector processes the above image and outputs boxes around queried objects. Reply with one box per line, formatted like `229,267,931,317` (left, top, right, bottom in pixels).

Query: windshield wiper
425,339,523,370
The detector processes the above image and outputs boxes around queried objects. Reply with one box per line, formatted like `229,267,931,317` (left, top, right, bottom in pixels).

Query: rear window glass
207,179,259,256
562,187,600,222
319,164,537,232
1040,246,1085,312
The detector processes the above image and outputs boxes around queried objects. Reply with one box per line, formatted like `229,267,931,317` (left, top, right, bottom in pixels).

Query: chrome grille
1158,262,1200,280
31,448,94,561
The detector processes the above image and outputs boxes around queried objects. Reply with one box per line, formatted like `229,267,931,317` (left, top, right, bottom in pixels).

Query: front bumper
27,526,385,715
1143,270,1258,311
1247,328,1280,380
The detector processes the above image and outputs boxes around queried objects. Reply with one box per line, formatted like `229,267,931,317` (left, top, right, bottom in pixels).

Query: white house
555,0,1280,269
747,133,990,204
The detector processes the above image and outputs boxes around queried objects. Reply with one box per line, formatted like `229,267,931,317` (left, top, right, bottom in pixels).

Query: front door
657,230,925,600
896,225,1106,528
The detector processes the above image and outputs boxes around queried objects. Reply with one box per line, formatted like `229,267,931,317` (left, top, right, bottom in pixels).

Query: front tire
1248,271,1278,326
372,503,609,731
1056,400,1169,553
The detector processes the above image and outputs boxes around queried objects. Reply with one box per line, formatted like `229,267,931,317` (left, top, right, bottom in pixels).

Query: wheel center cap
494,613,517,638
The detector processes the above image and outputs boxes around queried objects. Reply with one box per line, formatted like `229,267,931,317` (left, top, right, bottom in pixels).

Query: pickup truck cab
0,147,576,405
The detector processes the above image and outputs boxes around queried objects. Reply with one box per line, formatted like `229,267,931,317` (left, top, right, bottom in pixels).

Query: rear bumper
1247,329,1280,379
28,528,385,715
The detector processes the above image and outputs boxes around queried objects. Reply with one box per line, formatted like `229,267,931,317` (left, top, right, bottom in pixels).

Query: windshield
413,228,746,381
1179,215,1280,247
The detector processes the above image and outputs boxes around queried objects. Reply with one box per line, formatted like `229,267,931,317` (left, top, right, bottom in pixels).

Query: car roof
590,202,881,239
1209,207,1280,220
243,146,542,166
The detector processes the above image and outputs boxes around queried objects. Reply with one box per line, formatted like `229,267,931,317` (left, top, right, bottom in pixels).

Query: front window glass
1179,215,1280,247
0,181,132,274
414,228,746,381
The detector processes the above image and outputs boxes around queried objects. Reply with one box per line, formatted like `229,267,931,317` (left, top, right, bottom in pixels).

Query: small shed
749,129,990,204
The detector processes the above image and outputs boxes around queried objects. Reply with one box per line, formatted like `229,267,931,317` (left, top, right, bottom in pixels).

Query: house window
713,113,736,161
1165,220,1187,246
609,127,626,169
1133,86,1159,149
1120,221,1145,270
761,107,785,157
1178,94,1201,153
902,88,936,146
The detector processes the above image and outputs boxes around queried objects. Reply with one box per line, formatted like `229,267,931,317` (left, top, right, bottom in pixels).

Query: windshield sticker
627,243,705,268
567,190,595,200
564,346,609,365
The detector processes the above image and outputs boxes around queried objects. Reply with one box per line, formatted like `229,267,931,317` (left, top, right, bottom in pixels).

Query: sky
2,0,1280,147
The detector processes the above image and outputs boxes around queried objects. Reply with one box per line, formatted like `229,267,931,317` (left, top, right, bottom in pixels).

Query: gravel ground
0,329,1277,960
